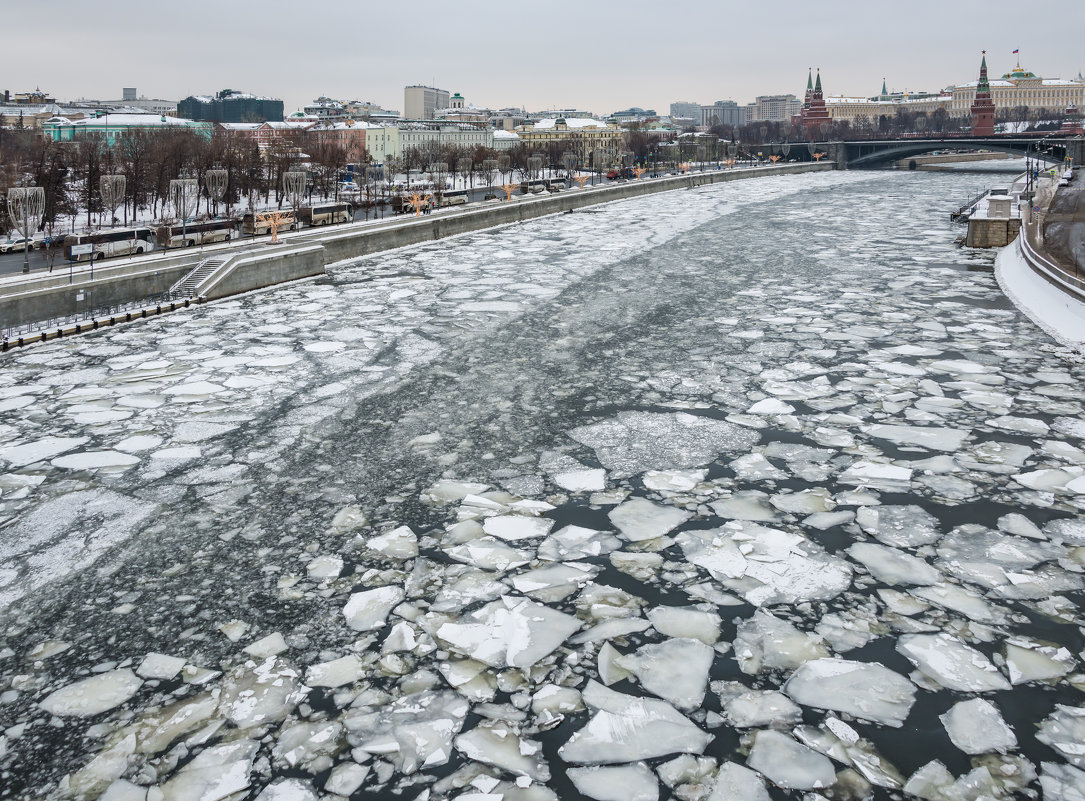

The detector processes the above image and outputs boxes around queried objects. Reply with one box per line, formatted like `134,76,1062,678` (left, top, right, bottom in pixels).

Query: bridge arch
842,138,1067,169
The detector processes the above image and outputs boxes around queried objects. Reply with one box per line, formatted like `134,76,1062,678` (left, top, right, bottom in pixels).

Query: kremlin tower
798,69,830,139
970,52,996,136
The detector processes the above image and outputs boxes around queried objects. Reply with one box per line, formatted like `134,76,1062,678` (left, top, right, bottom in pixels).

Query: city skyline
5,0,1084,117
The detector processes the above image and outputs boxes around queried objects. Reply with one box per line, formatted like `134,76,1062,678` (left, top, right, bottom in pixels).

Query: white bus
438,190,470,207
64,227,156,261
156,219,238,249
241,212,297,235
297,202,353,226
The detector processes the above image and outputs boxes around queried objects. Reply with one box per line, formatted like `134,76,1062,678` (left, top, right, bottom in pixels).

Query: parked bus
438,190,470,207
64,227,156,262
156,219,238,249
297,202,353,226
391,195,434,215
241,212,297,236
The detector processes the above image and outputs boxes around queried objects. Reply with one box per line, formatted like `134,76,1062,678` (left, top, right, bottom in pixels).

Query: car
0,237,36,253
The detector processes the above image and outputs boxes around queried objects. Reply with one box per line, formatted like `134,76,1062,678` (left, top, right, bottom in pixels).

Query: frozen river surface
2,167,1085,801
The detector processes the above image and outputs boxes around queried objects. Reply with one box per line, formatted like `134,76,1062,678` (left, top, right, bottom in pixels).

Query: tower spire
977,50,990,93
881,78,888,97
814,69,822,93
807,69,813,92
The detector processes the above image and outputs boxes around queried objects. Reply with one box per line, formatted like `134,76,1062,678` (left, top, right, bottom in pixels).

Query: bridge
789,136,1083,170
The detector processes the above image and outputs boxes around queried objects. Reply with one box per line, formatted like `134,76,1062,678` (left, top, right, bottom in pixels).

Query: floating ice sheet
784,658,916,727
569,411,758,478
560,681,712,764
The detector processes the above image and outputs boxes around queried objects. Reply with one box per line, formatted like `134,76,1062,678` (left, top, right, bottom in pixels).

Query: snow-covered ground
2,167,1085,801
996,237,1085,353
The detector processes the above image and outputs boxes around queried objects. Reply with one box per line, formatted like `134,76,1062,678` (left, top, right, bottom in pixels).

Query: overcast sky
6,0,1084,116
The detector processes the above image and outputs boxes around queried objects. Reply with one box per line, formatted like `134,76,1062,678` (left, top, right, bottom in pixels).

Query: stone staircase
168,255,229,298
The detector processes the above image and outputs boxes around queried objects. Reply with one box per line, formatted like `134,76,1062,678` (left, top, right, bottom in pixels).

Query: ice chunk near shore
553,468,606,492
0,436,89,467
1005,639,1075,684
537,525,621,561
729,522,852,606
569,411,759,478
707,762,771,801
911,584,1003,624
483,515,554,541
746,730,836,790
560,681,712,764
1041,762,1085,801
838,460,912,490
39,669,143,717
864,424,970,452
306,655,364,688
1038,706,1085,768
219,658,305,730
846,542,941,586
718,686,802,728
456,723,549,782
856,504,941,547
343,586,405,631
784,659,916,727
647,607,720,645
940,699,1017,754
643,469,706,492
897,634,1010,692
346,690,467,773
608,497,691,542
567,763,658,801
617,638,714,710
435,595,581,668
367,526,419,559
733,611,828,675
254,779,318,801
136,653,187,681
158,740,259,801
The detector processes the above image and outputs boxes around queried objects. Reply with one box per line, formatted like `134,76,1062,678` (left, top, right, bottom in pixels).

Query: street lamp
283,171,306,221
8,186,44,274
204,169,228,218
100,174,125,228
169,179,198,247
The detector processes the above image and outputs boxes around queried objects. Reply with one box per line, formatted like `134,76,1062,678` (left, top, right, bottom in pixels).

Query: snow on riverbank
995,238,1085,353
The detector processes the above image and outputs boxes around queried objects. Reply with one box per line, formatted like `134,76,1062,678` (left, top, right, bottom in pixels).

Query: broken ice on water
5,166,1085,800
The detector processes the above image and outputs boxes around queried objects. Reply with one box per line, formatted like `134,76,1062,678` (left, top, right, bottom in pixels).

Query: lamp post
169,179,198,247
204,169,228,218
283,171,306,224
8,186,44,274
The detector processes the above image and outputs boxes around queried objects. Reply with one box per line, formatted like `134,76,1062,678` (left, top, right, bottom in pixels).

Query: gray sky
6,0,1084,116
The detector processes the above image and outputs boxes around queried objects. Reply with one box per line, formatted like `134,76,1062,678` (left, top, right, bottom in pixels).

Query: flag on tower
1012,49,1019,54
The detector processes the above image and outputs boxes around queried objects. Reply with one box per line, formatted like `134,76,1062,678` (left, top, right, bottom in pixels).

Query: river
2,163,1084,801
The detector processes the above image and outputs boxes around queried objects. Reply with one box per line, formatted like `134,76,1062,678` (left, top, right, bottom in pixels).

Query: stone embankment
1020,168,1085,301
0,162,832,342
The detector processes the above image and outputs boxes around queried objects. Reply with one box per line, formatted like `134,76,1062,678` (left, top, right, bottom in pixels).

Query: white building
398,123,493,155
363,125,401,164
493,130,520,151
404,86,450,120
746,95,802,123
949,60,1085,116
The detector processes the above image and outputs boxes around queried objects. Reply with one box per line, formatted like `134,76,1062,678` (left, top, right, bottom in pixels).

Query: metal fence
2,290,198,344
